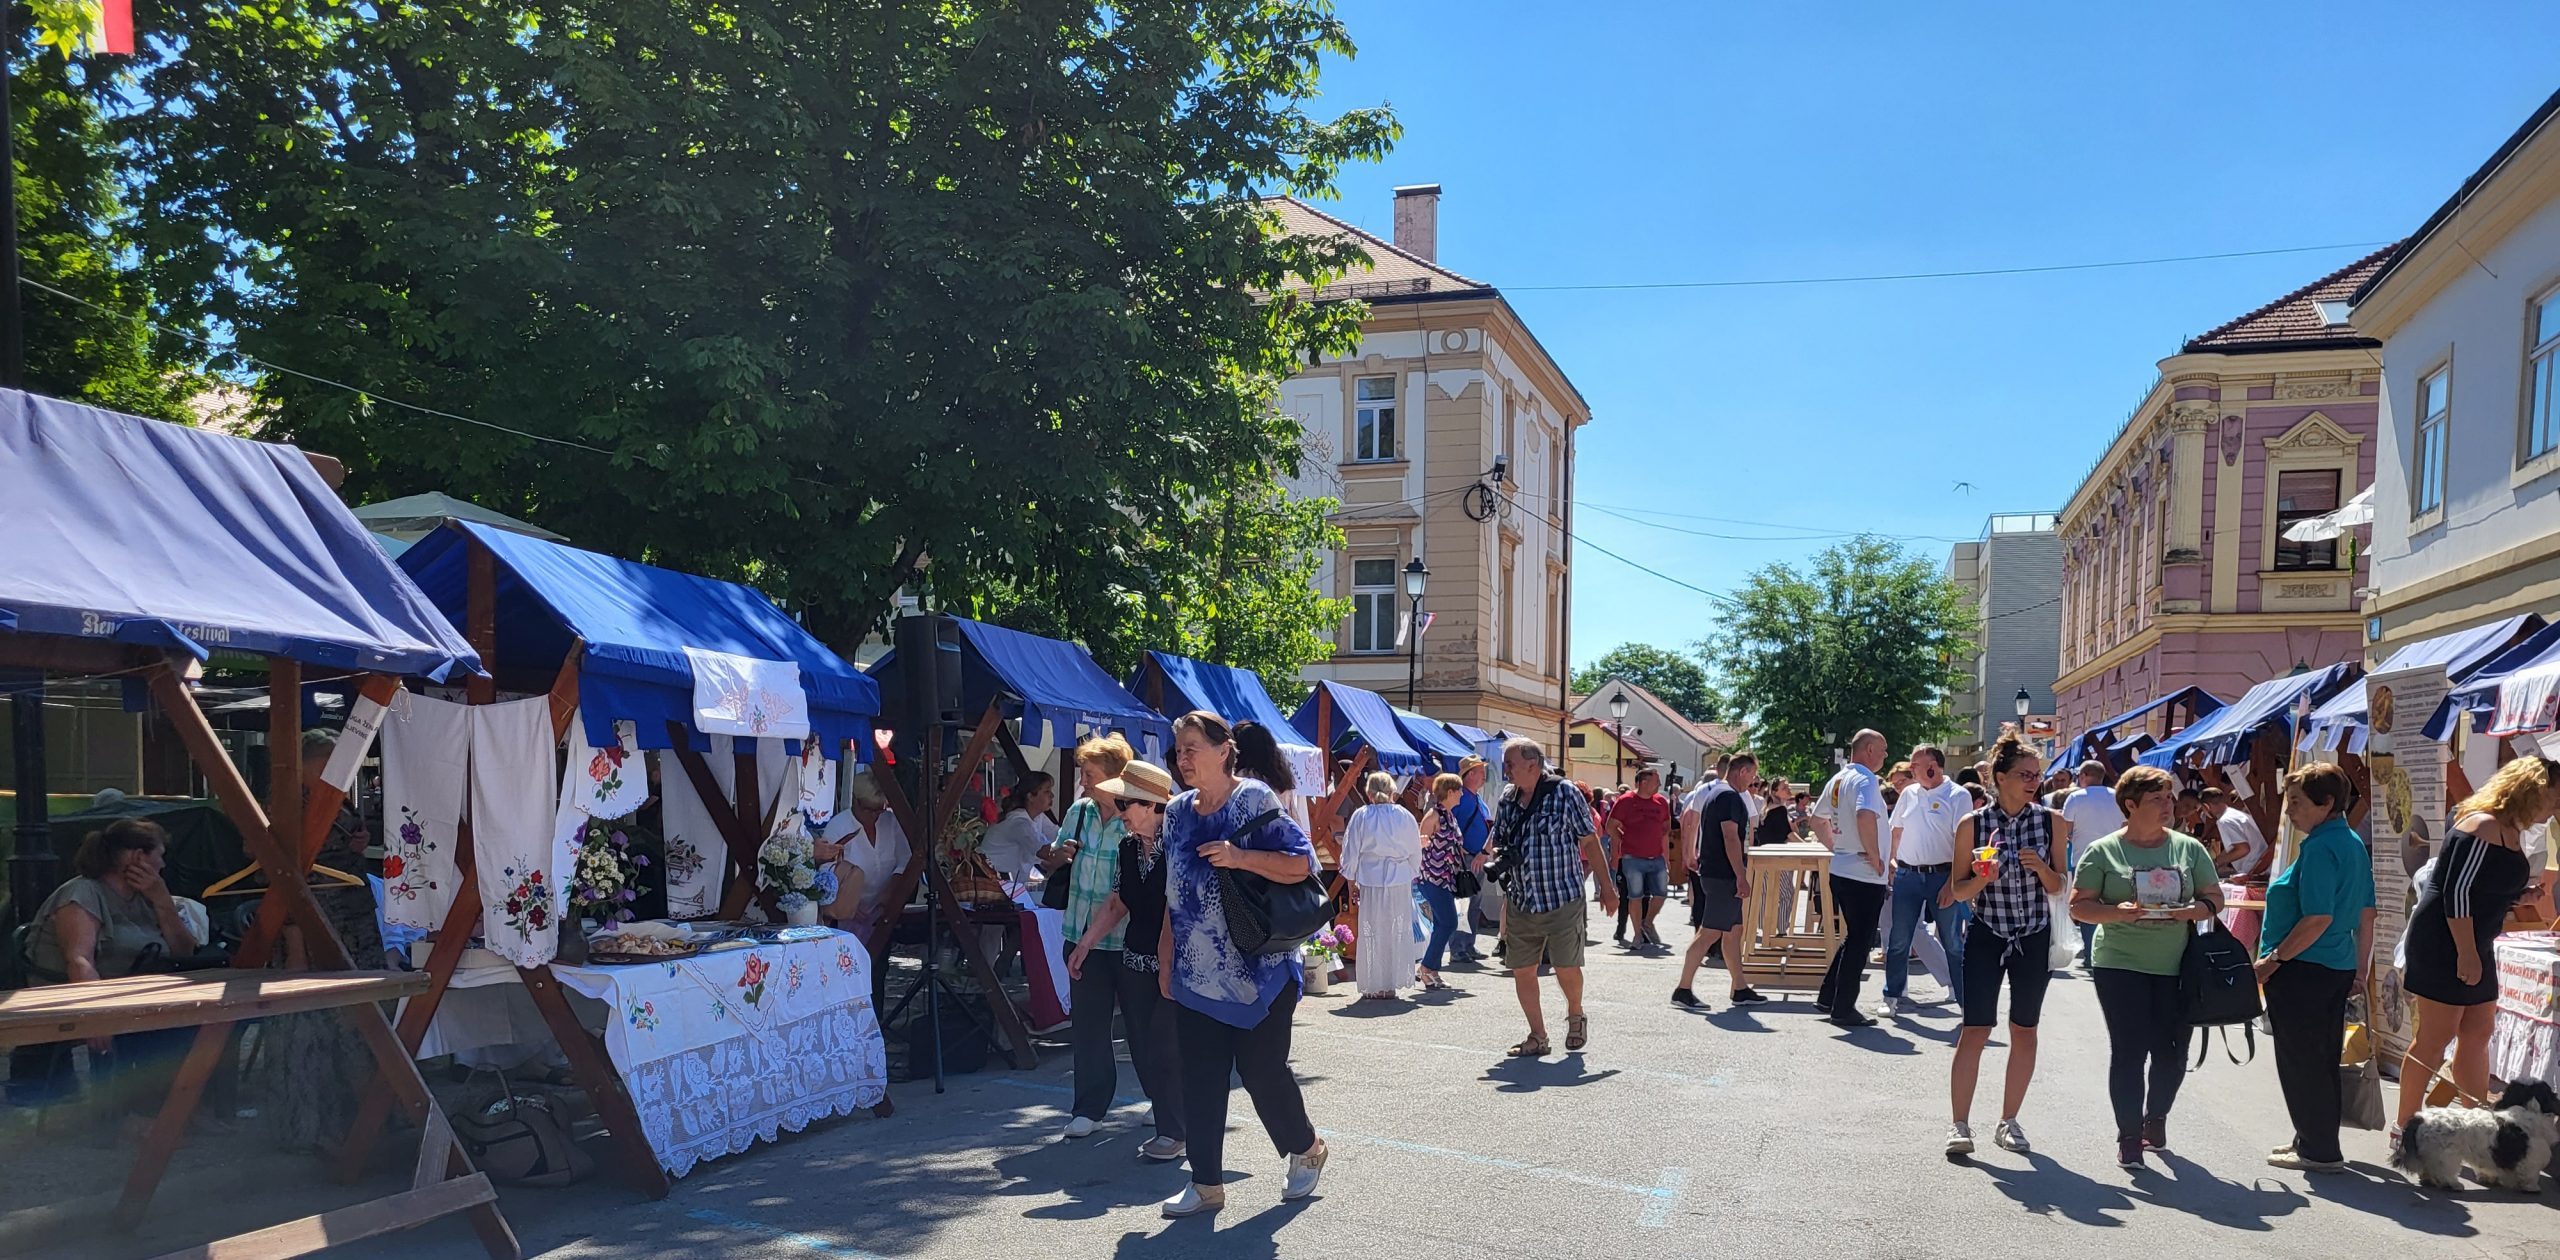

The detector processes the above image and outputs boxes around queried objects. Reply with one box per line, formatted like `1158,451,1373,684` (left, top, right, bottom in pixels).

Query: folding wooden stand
862,702,1039,1070
1738,841,1844,987
0,637,516,1259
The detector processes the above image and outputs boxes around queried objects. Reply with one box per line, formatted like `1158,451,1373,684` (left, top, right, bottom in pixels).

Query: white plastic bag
2048,890,2078,970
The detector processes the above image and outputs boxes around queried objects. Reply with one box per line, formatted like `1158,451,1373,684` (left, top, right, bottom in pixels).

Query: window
1567,732,1586,749
2414,365,2449,516
2314,300,2352,327
2273,469,2341,570
1349,557,1398,652
1353,376,1397,462
2528,288,2560,462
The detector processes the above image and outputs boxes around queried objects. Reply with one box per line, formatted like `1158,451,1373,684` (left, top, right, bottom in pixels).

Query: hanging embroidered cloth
681,647,810,742
565,713,648,821
378,693,471,931
798,741,838,833
472,696,570,968
656,736,799,918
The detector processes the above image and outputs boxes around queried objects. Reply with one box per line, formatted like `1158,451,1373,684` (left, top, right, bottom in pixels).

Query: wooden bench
0,969,517,1260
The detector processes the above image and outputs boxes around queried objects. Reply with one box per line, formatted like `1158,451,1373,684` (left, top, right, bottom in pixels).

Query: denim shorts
1620,856,1669,899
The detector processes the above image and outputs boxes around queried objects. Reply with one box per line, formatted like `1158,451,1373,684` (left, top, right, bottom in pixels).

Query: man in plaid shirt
1489,738,1617,1057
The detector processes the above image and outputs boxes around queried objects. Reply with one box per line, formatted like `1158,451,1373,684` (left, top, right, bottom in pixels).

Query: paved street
282,917,2560,1260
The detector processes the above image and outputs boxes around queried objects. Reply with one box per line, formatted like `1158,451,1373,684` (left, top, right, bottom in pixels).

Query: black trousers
1815,875,1889,1012
1175,979,1315,1186
2266,960,2356,1162
2092,966,2189,1140
1116,964,1186,1141
1068,948,1125,1122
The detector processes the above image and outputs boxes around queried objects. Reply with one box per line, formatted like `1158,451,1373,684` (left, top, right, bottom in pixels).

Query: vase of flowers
758,820,824,923
1301,923,1353,994
571,819,650,928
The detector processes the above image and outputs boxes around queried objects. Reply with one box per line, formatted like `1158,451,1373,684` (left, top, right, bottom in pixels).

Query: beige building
1269,186,1590,751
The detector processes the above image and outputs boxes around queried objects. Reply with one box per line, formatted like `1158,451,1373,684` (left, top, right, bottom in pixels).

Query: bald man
1810,729,1891,1028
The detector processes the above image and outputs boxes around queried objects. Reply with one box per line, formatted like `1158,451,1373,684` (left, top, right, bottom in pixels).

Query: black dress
2402,825,2532,1007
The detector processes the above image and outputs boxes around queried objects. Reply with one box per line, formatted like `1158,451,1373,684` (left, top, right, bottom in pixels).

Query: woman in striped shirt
2393,756,2560,1136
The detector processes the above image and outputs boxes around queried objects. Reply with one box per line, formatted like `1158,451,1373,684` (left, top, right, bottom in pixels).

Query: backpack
453,1091,595,1188
2179,916,2263,1066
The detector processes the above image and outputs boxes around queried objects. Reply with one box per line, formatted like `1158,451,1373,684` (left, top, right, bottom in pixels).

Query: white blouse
979,808,1059,880
1338,801,1423,887
822,808,912,928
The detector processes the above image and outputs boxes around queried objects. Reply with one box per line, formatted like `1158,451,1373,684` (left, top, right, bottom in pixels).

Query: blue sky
1309,1,2560,669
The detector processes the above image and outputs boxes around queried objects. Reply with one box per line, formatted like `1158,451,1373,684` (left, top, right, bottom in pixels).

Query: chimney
1392,183,1441,262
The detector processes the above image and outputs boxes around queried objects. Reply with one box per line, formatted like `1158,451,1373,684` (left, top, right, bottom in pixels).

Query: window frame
2525,284,2560,465
1348,556,1399,653
1352,375,1399,463
2413,362,2450,520
2271,467,2342,572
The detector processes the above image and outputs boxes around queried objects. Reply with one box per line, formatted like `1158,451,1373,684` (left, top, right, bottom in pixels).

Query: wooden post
235,672,404,967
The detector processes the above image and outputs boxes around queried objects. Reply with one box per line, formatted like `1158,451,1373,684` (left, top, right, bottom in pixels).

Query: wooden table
0,969,516,1259
1739,842,1845,988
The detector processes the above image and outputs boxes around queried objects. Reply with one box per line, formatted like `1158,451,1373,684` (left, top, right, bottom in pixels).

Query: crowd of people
1016,712,2560,1219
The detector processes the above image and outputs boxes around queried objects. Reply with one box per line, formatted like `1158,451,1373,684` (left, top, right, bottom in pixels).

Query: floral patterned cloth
379,693,471,931
474,695,569,968
566,713,648,821
682,647,810,742
1165,779,1317,1029
1419,806,1465,892
547,929,888,1177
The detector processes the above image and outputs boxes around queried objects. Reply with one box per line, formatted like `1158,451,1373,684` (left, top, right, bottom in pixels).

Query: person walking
1449,756,1494,964
1340,771,1425,1001
1157,711,1327,1218
1811,730,1892,1028
1673,752,1767,1009
1609,769,1675,950
2070,765,2223,1168
1055,734,1134,1140
1488,738,1617,1056
1941,734,2065,1157
2257,761,2377,1174
2056,760,2126,966
2393,756,2558,1140
1881,744,1971,1017
1416,773,1470,991
1065,761,1187,1163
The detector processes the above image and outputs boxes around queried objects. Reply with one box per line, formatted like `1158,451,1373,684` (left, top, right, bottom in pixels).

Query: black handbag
1040,807,1085,911
2179,915,2263,1065
1211,808,1335,955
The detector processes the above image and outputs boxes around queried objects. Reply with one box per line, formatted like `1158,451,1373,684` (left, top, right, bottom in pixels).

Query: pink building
2054,249,2397,741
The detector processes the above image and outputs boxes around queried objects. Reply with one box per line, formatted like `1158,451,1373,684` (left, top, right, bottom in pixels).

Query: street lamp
2015,687,2032,720
1403,557,1430,709
1609,690,1630,788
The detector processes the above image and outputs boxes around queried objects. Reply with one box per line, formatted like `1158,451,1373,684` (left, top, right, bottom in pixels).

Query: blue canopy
2052,686,2225,771
2139,664,2356,769
0,389,478,679
2299,681,2372,755
1133,652,1313,750
1290,680,1431,776
1445,722,1503,756
2300,615,2543,752
870,617,1169,751
2429,621,2560,740
399,522,876,756
1393,707,1478,772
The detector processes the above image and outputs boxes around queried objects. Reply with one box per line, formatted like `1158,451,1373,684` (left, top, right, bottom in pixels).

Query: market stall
2140,663,2358,844
2050,686,2225,774
0,389,516,1257
344,520,890,1194
1131,650,1326,814
1290,680,1433,860
1393,705,1479,775
2490,930,2560,1088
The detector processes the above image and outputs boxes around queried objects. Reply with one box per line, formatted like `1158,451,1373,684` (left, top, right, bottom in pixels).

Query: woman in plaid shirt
1937,732,2065,1159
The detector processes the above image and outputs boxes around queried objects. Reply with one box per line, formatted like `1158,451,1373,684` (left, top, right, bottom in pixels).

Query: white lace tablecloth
2490,932,2560,1086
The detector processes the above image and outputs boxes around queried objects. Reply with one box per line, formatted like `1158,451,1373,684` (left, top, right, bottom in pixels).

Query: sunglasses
1115,797,1164,813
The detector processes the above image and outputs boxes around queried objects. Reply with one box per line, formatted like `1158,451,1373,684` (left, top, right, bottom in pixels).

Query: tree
1573,643,1724,724
111,0,1393,675
1700,536,1977,780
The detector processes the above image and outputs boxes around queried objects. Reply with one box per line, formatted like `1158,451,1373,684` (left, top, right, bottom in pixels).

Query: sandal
1508,1034,1550,1057
1565,1014,1589,1051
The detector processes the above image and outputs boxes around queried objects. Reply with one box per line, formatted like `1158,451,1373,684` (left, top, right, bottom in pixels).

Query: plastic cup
1973,845,1999,877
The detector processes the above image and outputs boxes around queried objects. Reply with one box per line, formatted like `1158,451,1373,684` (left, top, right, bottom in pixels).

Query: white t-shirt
2218,807,2267,875
978,808,1058,880
1812,763,1889,884
2059,785,2127,864
1887,779,1970,865
821,809,913,930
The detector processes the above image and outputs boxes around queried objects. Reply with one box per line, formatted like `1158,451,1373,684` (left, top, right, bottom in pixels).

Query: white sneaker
1282,1139,1330,1200
1161,1183,1224,1218
1875,996,1902,1018
1945,1122,1974,1156
1062,1116,1097,1139
1994,1119,2030,1152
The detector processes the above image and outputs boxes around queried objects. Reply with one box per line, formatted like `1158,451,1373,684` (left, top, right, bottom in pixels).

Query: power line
1586,502,1975,545
1506,240,2394,293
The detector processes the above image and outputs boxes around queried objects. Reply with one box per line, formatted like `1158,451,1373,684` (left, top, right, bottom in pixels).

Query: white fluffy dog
2391,1079,2560,1192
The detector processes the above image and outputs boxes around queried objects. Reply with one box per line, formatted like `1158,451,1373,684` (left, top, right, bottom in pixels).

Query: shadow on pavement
1479,1056,1622,1093
2299,1162,2480,1235
1109,1196,1313,1259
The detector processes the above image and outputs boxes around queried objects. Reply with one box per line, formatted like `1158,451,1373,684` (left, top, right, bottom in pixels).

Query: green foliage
1573,642,1725,725
1700,536,1978,781
110,0,1393,676
11,21,200,421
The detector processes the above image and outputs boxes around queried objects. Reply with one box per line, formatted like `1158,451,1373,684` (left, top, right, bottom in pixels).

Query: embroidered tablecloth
2490,931,2560,1086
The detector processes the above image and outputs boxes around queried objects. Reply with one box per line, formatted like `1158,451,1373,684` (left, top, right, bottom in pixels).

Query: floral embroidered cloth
656,736,801,918
473,696,570,968
379,693,470,931
548,929,888,1176
682,647,811,742
565,713,648,821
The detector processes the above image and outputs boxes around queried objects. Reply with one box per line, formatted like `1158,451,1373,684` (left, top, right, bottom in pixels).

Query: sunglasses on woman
1116,797,1164,813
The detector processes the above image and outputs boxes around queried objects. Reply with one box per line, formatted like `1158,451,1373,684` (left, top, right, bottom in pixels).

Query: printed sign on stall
2364,662,2453,1063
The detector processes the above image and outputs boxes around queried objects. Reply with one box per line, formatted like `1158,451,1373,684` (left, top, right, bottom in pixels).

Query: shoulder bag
2180,912,2263,1065
1040,805,1085,911
1212,807,1336,955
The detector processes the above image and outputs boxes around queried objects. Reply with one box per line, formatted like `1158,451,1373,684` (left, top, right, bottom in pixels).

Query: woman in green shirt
2253,762,2375,1173
2070,765,2223,1169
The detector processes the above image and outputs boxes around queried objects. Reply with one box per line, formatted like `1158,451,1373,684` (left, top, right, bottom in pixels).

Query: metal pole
1405,595,1421,710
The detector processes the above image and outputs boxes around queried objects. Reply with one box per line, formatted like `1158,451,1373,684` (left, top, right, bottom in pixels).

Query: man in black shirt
1673,753,1767,1009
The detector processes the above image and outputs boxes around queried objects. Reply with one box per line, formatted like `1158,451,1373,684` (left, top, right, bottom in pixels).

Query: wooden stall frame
0,634,518,1260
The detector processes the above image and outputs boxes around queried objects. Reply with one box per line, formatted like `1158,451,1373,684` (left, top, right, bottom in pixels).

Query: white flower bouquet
757,821,824,912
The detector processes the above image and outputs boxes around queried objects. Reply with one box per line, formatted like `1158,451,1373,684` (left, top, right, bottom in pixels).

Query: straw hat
1096,761,1174,805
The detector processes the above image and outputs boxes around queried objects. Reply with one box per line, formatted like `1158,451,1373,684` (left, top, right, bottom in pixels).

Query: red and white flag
1395,609,1434,649
89,0,136,56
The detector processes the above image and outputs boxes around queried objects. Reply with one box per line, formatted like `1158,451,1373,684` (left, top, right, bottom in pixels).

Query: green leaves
1700,536,1979,782
1572,644,1727,725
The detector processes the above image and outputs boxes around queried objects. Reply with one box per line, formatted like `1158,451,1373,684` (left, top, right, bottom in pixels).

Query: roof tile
1261,195,1492,300
2181,245,2402,353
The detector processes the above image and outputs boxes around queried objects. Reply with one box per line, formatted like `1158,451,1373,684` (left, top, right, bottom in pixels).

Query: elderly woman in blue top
1154,710,1328,1220
2255,761,2378,1173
